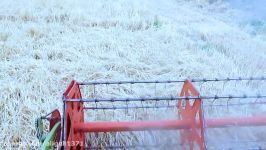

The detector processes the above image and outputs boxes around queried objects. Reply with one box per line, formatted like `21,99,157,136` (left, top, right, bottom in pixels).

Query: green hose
40,122,60,150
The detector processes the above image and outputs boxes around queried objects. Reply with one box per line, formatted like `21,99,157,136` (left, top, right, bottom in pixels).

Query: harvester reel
37,76,266,150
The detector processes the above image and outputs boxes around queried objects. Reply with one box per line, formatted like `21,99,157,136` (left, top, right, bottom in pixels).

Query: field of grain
0,0,266,149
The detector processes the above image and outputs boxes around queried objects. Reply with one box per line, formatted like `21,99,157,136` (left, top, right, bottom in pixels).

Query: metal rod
206,116,266,128
62,96,67,149
74,120,190,132
78,80,185,85
63,95,266,102
74,116,266,133
84,142,266,150
205,101,266,107
223,148,266,150
83,105,177,110
83,101,266,110
78,77,265,85
85,143,181,149
84,140,266,150
41,111,53,118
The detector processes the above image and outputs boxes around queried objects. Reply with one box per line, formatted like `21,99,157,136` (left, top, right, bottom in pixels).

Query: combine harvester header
36,77,266,150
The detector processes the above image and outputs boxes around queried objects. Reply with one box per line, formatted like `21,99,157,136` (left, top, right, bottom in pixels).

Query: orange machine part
49,109,61,143
62,80,206,150
74,120,191,132
63,80,84,150
177,80,206,150
62,80,266,150
73,116,266,132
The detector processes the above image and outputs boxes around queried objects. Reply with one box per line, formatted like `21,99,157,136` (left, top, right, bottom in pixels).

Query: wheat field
0,0,266,149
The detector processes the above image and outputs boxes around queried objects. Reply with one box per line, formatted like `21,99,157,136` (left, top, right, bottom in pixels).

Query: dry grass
0,0,266,149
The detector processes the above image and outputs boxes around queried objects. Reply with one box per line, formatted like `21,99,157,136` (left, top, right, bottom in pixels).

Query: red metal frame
73,116,266,132
62,80,266,150
63,80,84,150
177,80,206,150
49,109,61,143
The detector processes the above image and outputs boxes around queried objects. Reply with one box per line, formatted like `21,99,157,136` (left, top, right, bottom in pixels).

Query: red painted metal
206,116,266,127
73,116,266,133
177,80,206,150
74,120,190,132
61,80,266,150
49,109,61,143
63,80,85,150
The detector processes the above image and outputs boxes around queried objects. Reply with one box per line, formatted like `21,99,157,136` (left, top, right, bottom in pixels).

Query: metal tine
95,101,98,109
234,77,242,87
125,98,129,117
164,82,167,93
95,101,98,118
212,79,219,109
255,93,262,103
118,83,120,92
124,106,126,118
102,103,106,116
222,78,230,91
210,78,216,92
210,95,219,110
106,84,108,93
112,98,115,118
141,99,144,109
130,83,133,94
226,95,233,111
93,84,96,98
155,97,158,108
146,101,149,119
154,82,157,96
246,76,252,86
239,94,246,109
141,99,145,118
199,82,205,92
167,97,170,107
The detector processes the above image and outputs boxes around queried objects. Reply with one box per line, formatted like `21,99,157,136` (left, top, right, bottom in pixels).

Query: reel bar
224,148,266,150
78,76,265,85
74,120,190,132
85,140,266,150
61,79,266,150
83,105,177,110
83,101,266,110
85,143,182,149
74,116,266,133
63,95,266,103
86,146,264,150
206,116,266,128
